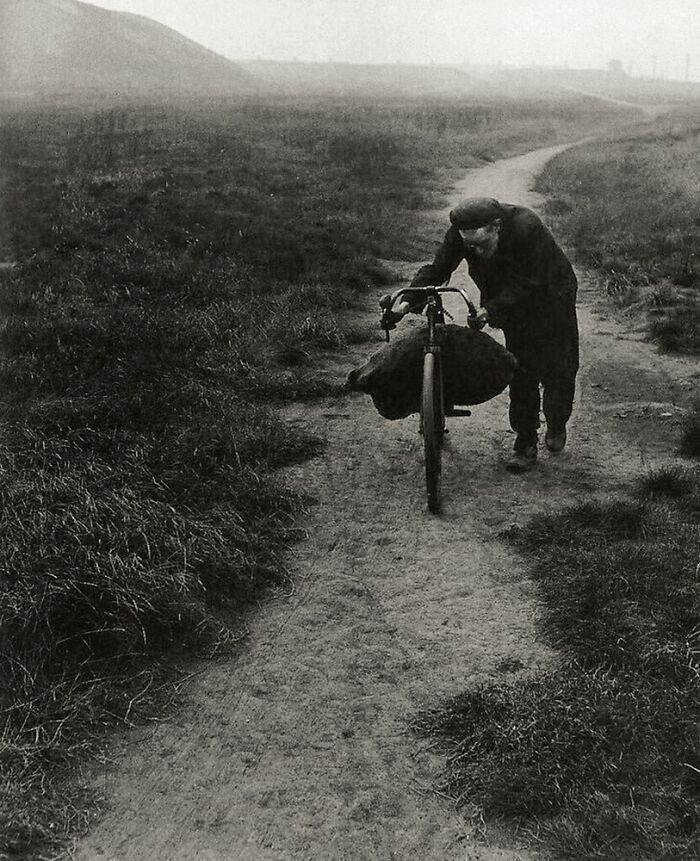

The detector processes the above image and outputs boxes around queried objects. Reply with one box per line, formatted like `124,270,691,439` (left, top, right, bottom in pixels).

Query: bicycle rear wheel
421,351,444,513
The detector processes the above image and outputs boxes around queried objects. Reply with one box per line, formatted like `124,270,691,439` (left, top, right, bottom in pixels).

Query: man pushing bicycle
387,196,579,473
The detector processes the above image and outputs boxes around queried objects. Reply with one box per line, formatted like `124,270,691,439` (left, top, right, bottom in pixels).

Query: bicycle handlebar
380,285,477,316
380,285,483,341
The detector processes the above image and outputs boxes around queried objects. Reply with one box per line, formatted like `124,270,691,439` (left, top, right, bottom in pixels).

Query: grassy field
416,103,700,860
0,92,632,856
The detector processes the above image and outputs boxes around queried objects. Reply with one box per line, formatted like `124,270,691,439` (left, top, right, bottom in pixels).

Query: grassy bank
0,92,630,856
416,467,700,859
535,107,700,354
535,105,700,454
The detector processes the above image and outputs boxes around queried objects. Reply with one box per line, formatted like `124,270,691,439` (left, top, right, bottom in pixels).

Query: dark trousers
504,316,579,449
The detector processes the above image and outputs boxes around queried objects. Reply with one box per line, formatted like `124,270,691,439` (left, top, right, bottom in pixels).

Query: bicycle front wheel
421,351,444,513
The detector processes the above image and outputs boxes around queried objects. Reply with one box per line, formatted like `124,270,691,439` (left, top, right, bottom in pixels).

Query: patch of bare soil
72,145,698,861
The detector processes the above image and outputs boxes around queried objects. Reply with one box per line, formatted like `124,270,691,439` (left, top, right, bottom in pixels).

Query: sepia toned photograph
1,1,699,858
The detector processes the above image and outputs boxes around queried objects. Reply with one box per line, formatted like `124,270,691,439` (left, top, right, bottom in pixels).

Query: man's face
459,220,501,259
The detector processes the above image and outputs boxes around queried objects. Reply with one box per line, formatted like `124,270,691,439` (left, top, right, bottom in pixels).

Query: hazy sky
90,0,700,81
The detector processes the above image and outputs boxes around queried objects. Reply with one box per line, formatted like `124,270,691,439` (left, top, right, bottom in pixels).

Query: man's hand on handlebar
467,307,489,330
380,294,411,328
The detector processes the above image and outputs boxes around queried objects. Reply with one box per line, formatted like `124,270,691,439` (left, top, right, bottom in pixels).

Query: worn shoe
545,426,567,453
505,445,537,474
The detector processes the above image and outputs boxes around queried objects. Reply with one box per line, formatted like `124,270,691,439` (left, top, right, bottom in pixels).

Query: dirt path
555,86,673,119
72,146,697,861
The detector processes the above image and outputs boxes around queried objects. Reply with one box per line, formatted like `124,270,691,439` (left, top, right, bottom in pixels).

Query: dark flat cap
449,197,503,229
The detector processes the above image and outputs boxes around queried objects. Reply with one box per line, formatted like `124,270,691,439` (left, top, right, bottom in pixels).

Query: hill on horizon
0,0,253,98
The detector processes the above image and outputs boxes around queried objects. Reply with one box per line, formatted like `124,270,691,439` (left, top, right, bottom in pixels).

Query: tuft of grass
419,470,700,860
638,465,698,498
648,302,700,353
503,498,650,549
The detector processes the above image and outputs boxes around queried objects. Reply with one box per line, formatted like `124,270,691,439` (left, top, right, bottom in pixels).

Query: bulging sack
347,323,517,420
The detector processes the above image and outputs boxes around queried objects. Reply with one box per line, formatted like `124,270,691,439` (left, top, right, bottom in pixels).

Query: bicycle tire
421,351,443,513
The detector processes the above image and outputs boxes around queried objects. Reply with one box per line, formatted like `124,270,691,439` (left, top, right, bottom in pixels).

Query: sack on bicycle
347,324,518,420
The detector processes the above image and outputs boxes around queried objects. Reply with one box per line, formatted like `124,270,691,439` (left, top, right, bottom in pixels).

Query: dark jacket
410,203,577,337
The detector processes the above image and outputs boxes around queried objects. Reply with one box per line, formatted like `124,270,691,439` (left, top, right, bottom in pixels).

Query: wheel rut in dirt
73,143,696,861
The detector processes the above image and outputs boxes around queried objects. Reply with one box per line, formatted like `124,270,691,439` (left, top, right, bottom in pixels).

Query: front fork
437,348,445,434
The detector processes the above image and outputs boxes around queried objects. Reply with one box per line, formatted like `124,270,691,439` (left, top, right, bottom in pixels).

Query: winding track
73,142,696,861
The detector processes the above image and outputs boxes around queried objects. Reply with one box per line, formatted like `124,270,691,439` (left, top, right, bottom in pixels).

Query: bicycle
380,286,484,514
